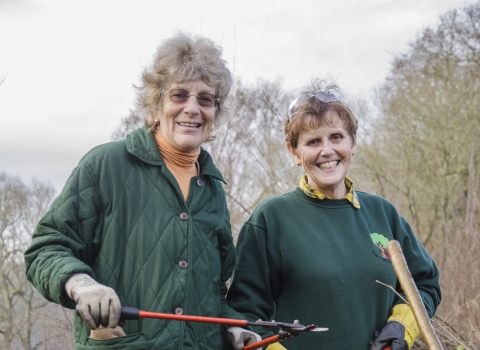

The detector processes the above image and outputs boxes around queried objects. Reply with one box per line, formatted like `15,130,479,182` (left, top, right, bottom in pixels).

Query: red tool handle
120,306,326,349
122,307,285,349
140,310,249,326
244,338,392,350
244,335,283,350
120,306,248,327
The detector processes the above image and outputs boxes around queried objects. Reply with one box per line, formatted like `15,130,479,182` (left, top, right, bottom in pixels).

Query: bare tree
0,173,74,349
353,2,480,347
111,109,142,141
203,79,302,239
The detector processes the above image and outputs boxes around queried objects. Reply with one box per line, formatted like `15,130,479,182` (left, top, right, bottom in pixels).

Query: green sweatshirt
226,187,441,349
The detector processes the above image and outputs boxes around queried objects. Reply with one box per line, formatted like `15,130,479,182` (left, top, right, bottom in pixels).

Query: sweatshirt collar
299,175,360,209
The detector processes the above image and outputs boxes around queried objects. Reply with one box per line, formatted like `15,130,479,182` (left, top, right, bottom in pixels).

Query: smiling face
287,111,356,199
156,79,215,153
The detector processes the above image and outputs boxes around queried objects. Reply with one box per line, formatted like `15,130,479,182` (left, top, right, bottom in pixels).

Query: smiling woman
156,79,216,154
226,80,442,350
286,109,356,199
24,32,260,350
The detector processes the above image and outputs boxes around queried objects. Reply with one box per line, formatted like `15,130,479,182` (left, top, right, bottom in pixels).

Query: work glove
90,325,126,340
370,304,420,350
226,326,262,349
65,273,122,330
266,343,287,350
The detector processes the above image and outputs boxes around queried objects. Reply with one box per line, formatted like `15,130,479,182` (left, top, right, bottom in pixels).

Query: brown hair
135,32,232,138
284,84,357,149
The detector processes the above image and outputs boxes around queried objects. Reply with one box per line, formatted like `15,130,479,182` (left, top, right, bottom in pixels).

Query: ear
286,142,301,166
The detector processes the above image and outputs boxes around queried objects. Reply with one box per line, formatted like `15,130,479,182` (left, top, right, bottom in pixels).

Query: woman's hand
65,273,122,329
370,304,419,350
226,326,262,349
370,322,407,350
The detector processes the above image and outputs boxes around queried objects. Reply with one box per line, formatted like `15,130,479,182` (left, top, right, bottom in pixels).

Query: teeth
178,122,201,127
318,161,338,169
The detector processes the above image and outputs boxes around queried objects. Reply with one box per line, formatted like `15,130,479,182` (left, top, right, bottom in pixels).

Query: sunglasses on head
165,89,220,108
288,88,344,118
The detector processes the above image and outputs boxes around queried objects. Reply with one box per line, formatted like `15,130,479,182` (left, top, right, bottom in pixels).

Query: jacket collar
126,126,226,183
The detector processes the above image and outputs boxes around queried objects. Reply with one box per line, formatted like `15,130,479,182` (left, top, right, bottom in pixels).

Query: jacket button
179,212,189,221
174,307,184,315
196,178,205,187
178,259,189,269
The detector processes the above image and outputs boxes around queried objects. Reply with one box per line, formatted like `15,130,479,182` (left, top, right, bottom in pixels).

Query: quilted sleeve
24,158,103,309
396,217,441,317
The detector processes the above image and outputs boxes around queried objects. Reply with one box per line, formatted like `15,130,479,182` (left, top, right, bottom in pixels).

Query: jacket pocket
76,332,153,349
197,339,220,350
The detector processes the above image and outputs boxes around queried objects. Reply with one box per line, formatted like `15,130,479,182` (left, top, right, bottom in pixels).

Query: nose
184,95,200,115
320,140,334,156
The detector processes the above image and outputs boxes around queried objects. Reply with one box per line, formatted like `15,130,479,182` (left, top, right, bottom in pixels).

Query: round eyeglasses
165,89,220,108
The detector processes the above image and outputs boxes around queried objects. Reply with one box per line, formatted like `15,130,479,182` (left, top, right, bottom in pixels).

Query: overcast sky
0,0,470,193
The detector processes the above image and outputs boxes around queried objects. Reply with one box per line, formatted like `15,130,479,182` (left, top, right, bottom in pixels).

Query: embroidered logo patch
370,233,391,262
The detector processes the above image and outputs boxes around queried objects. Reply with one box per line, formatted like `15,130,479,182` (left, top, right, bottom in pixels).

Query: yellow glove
266,342,287,350
387,304,420,349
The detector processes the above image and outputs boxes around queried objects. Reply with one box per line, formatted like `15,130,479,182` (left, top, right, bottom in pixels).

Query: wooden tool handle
388,240,443,350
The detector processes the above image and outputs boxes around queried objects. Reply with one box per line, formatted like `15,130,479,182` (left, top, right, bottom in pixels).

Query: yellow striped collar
299,175,360,209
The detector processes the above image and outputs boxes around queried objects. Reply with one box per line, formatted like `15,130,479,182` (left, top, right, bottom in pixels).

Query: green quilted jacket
24,126,245,350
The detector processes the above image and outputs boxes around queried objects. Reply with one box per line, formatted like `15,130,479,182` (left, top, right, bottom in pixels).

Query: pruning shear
120,306,328,350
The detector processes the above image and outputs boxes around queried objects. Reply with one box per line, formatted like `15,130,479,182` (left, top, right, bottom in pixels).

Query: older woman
24,33,260,350
226,82,441,350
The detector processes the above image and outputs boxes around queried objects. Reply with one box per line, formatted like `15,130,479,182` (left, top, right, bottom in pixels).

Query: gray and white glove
226,326,262,350
65,273,121,330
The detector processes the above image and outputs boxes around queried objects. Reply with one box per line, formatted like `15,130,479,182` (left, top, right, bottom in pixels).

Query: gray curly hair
135,32,233,137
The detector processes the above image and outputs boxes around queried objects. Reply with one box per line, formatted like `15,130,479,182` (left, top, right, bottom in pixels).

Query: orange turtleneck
154,131,200,200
